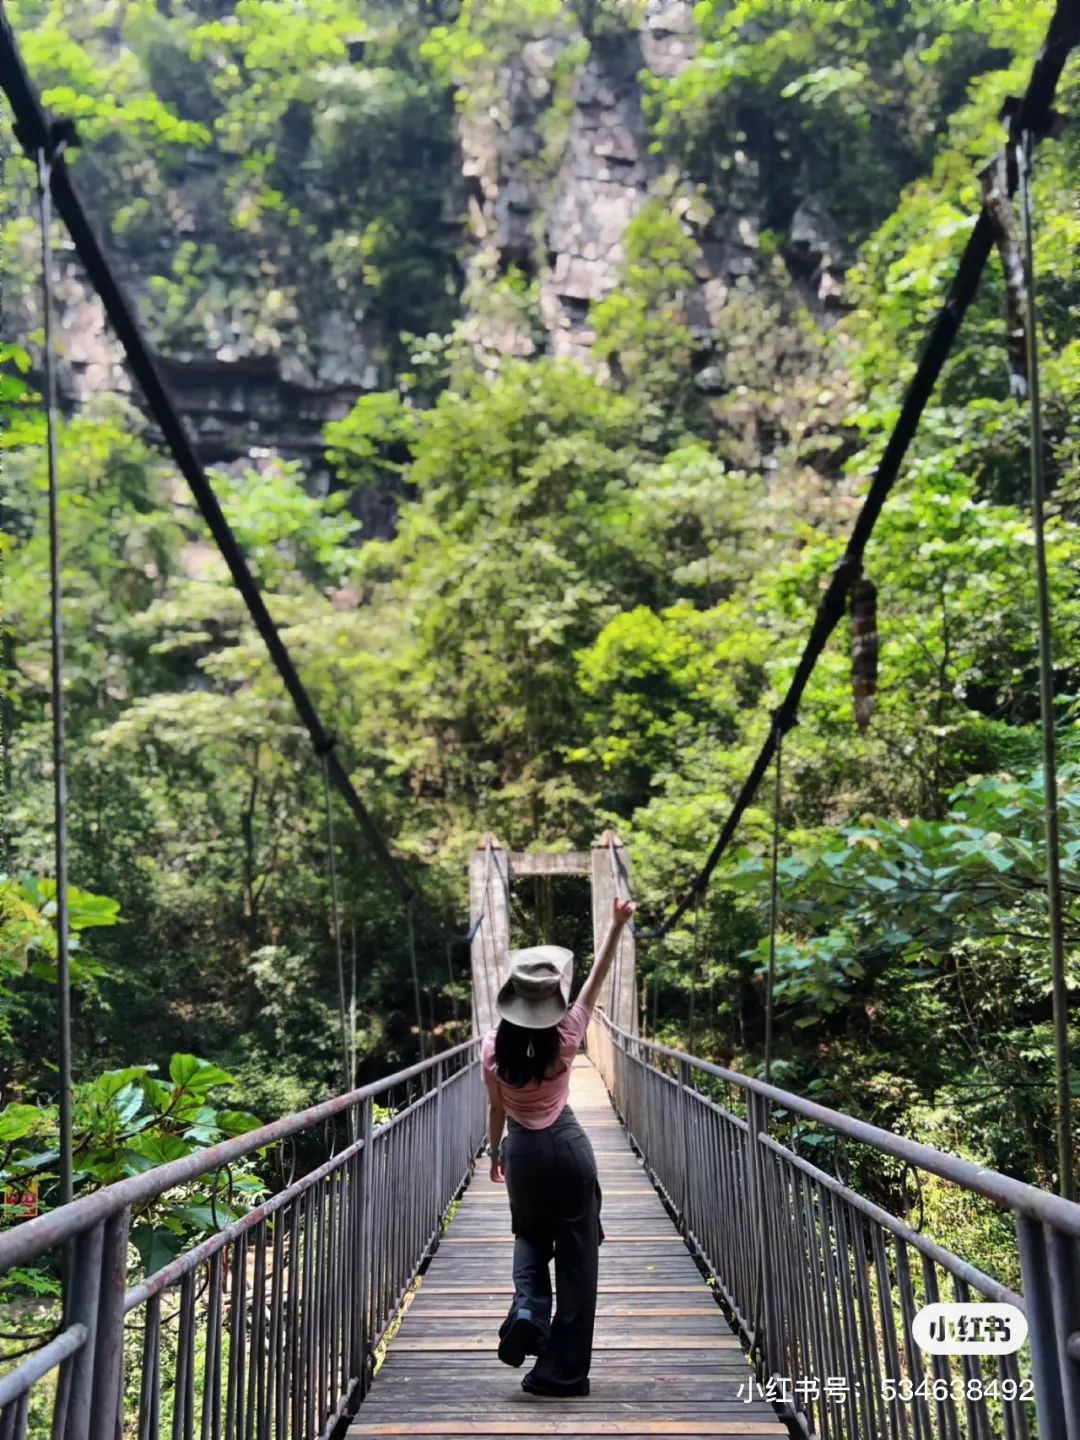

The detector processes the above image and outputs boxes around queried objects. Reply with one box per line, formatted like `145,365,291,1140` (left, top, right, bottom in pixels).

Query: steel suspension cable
37,137,73,1207
349,922,358,1085
643,0,1079,941
1018,128,1074,1202
444,938,460,1034
687,889,701,1054
406,897,426,1062
320,749,351,1097
763,725,784,1086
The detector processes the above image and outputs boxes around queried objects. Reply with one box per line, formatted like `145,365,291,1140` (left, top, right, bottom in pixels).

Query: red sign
3,1178,39,1219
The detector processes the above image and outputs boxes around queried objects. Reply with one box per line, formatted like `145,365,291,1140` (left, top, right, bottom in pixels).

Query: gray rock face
539,33,653,360
458,6,771,371
787,199,845,305
19,1,844,523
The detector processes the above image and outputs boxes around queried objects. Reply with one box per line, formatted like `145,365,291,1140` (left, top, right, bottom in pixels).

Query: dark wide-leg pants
500,1105,604,1391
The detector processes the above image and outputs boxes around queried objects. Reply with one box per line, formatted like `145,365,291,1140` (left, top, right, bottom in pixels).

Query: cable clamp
770,707,798,739
1000,96,1066,143
15,113,78,161
314,731,338,758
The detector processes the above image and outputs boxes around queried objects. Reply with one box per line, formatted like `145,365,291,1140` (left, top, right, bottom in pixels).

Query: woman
481,895,636,1397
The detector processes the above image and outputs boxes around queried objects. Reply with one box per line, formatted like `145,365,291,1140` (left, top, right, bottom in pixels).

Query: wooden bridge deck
348,1058,784,1440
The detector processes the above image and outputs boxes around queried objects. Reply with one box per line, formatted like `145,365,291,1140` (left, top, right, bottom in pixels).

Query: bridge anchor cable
36,135,74,1209
1018,125,1074,1202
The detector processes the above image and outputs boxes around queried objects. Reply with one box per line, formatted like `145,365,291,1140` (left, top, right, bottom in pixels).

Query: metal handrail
0,1041,486,1439
0,1039,475,1274
594,1018,1080,1237
588,1009,1080,1440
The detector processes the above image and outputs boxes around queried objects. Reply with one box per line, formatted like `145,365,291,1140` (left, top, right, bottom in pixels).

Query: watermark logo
913,1302,1027,1355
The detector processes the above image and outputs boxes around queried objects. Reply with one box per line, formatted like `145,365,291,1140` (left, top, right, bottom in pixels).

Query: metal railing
588,1010,1080,1440
0,1042,485,1440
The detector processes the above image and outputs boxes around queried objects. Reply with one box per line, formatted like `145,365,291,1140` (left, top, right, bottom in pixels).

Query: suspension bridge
1,2,1079,1438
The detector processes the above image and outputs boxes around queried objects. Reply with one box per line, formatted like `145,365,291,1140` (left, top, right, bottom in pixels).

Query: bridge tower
468,832,638,1037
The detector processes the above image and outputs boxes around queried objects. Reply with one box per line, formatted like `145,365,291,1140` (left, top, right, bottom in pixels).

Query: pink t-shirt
481,1000,591,1130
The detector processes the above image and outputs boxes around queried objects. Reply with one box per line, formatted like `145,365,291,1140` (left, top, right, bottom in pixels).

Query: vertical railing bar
998,1350,1032,1440
89,1207,131,1440
303,1188,317,1440
1016,1213,1068,1440
355,1096,374,1399
53,1222,104,1440
828,1193,862,1440
894,1237,933,1440
852,1211,885,1440
170,1272,194,1440
773,1152,794,1387
138,1294,162,1440
265,1215,284,1440
787,1166,818,1438
920,1259,957,1440
1045,1226,1080,1440
952,1274,992,1440
815,1180,845,1424
234,1231,250,1440
800,1173,832,1440
315,1181,329,1431
331,1168,345,1408
872,1225,909,1440
201,1250,223,1440
288,1203,303,1440
246,1222,267,1440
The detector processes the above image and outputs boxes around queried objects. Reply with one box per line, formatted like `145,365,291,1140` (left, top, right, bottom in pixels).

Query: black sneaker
497,1311,545,1368
521,1372,590,1397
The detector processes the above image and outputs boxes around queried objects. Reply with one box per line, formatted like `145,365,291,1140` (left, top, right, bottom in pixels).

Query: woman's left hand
613,897,637,928
490,1155,505,1183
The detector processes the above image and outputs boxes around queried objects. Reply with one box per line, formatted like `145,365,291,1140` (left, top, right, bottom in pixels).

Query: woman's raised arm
577,896,636,1014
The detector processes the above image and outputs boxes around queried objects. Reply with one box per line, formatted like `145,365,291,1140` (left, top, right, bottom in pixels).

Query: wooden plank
439,1236,683,1245
390,1339,740,1352
403,1310,716,1319
506,851,593,876
414,1290,711,1301
349,1425,785,1436
349,1059,778,1439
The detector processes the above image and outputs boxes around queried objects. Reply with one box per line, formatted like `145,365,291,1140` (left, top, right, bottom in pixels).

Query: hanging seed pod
850,574,878,731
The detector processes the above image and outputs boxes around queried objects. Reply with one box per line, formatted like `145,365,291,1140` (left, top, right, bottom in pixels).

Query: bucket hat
496,946,574,1029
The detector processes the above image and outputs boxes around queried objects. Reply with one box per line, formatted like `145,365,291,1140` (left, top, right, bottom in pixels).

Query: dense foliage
1,0,1077,1252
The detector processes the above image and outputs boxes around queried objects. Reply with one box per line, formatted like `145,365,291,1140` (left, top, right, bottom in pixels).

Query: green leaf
168,1056,235,1093
215,1110,262,1137
131,1224,183,1276
0,1104,44,1143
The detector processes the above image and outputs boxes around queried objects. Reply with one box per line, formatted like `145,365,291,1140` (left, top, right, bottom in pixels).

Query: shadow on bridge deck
348,1058,784,1439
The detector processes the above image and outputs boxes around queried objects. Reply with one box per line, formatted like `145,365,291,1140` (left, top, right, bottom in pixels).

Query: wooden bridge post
590,832,638,1033
469,835,510,1037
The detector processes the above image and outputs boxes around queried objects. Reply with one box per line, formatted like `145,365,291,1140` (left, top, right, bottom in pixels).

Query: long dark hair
494,1019,560,1087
